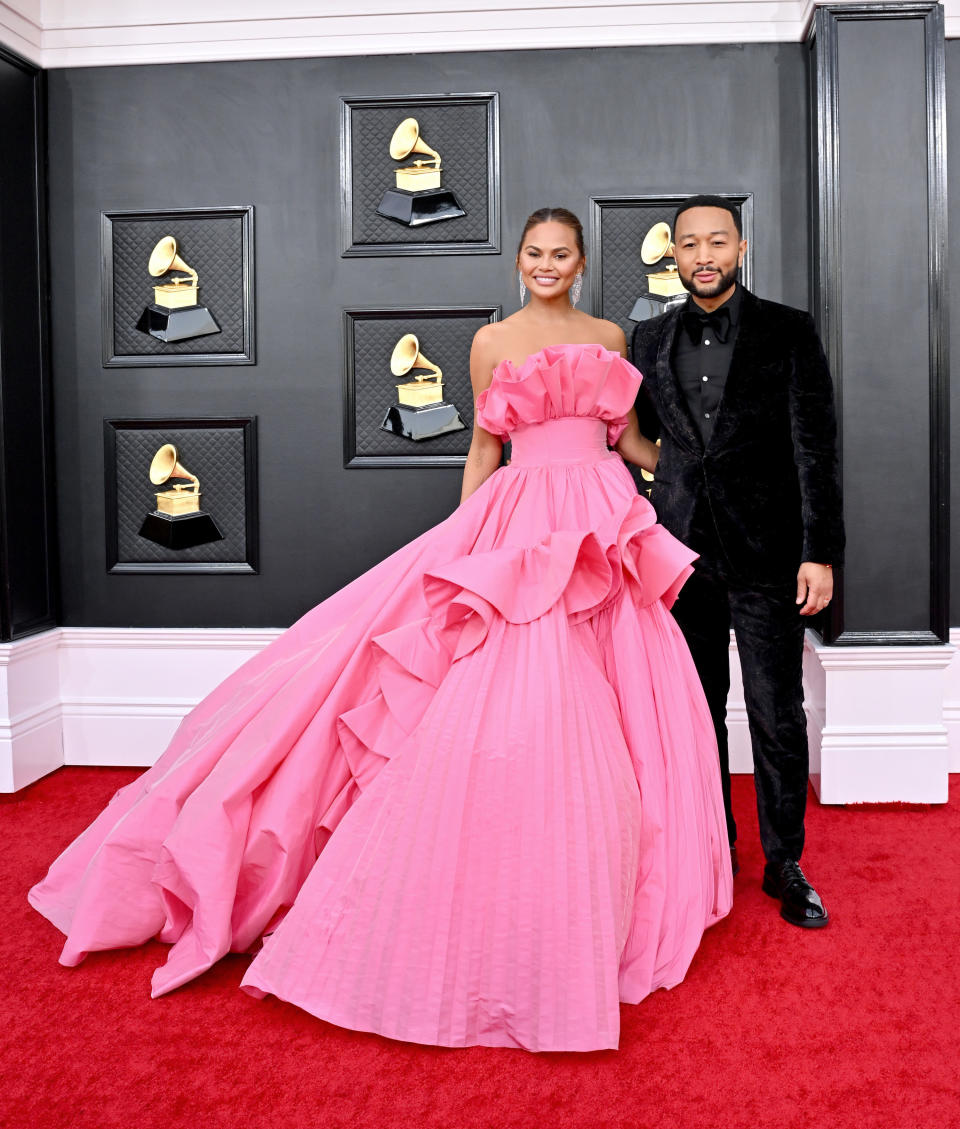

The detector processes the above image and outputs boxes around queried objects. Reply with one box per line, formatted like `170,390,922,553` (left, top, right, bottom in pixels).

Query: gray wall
49,44,810,627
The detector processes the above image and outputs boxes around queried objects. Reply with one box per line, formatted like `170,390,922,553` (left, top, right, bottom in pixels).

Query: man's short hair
673,195,743,238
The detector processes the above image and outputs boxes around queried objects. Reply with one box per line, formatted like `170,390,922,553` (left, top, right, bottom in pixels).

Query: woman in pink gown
30,208,731,1052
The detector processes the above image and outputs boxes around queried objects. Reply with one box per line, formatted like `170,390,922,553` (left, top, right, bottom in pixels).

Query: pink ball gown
29,344,732,1052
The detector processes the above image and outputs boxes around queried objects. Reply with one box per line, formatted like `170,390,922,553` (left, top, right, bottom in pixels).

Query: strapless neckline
476,343,641,446
492,342,621,377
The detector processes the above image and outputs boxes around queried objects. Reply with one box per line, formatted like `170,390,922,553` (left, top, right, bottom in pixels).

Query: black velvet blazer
630,288,844,584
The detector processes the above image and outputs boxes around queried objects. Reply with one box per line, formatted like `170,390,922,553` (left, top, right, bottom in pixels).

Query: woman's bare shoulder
580,314,627,356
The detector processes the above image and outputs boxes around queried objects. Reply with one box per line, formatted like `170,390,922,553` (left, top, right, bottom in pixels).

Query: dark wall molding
0,44,57,640
808,2,950,644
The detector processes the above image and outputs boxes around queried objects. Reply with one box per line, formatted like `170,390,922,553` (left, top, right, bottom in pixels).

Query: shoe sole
762,875,830,929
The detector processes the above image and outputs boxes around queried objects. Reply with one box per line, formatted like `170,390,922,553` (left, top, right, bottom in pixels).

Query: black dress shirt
672,284,742,446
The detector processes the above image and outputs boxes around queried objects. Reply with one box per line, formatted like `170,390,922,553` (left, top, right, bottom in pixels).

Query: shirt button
702,375,709,382
704,339,711,345
704,412,711,419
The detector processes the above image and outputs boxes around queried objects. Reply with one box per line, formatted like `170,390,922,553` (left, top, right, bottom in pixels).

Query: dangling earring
518,270,527,306
571,270,583,307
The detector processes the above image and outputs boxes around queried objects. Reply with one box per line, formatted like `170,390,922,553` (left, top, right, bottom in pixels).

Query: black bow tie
682,306,731,345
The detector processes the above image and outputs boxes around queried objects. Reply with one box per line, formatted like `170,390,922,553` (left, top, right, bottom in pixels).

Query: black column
808,2,949,644
0,45,57,640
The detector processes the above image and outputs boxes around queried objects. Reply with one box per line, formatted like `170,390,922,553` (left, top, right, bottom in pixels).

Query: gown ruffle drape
29,344,732,1052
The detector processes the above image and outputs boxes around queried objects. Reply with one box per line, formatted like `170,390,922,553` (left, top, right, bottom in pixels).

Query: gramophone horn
641,222,675,266
147,236,198,284
390,333,442,381
388,117,441,168
149,443,200,493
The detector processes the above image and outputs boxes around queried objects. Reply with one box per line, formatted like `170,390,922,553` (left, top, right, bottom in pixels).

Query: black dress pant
670,539,809,865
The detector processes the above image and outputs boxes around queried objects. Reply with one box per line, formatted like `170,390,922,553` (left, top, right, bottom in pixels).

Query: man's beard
678,260,740,299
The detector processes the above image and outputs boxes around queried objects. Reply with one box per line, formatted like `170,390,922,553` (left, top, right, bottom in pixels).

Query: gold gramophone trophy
640,222,687,298
136,236,221,343
137,443,224,549
628,221,688,322
376,118,466,227
380,333,466,442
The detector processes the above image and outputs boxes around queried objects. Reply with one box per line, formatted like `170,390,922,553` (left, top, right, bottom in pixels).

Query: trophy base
628,293,688,322
138,510,224,550
380,401,466,442
136,304,221,343
376,187,466,228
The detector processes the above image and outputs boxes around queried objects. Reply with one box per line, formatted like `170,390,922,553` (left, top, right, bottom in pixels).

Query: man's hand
796,562,833,616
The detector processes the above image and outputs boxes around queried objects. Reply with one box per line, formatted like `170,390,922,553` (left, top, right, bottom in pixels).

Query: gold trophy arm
411,149,441,170
170,473,201,493
411,357,442,382
167,268,199,287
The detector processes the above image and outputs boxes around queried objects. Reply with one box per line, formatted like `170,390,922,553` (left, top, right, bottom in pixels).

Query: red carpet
2,767,958,1129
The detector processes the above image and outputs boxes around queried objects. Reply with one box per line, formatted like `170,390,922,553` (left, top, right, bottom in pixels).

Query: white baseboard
804,637,955,804
0,627,280,789
945,629,960,774
0,625,956,795
0,631,62,791
57,627,282,768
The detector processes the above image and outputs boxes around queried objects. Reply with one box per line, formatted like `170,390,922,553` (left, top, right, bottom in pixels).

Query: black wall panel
949,38,960,629
837,17,930,632
0,47,56,640
810,3,949,644
48,45,809,628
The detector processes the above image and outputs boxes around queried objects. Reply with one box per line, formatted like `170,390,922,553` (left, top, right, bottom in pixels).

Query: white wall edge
0,0,854,69
57,625,283,650
0,1,42,64
0,628,59,666
0,699,61,741
946,628,960,772
1,1,953,69
804,631,955,804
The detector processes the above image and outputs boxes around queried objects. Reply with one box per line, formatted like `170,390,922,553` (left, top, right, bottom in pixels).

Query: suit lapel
656,308,704,454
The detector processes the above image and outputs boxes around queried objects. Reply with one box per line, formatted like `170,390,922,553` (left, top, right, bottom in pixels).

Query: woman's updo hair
515,207,586,264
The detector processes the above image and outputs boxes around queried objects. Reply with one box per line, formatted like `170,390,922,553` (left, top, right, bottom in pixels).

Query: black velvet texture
671,562,808,863
631,288,844,584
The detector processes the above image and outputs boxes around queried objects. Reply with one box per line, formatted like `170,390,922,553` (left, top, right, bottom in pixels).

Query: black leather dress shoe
730,845,740,877
762,860,829,928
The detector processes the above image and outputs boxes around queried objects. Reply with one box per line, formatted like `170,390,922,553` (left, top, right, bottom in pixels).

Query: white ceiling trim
0,1,42,64
0,1,951,69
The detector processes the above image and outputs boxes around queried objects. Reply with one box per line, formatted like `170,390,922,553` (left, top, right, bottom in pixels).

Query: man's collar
683,282,742,325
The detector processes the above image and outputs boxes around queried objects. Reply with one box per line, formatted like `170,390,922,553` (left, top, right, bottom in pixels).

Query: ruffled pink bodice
476,343,641,449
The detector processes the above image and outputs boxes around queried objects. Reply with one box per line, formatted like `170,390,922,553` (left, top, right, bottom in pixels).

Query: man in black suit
631,195,844,928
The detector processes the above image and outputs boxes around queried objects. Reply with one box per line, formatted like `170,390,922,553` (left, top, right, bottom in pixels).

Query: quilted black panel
109,213,248,358
349,101,491,246
597,203,682,334
348,312,494,461
594,195,752,334
113,425,248,565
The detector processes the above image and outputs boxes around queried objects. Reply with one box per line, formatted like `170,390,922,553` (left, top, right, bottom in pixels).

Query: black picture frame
101,206,255,367
343,305,500,467
104,416,259,574
588,193,755,329
340,93,500,257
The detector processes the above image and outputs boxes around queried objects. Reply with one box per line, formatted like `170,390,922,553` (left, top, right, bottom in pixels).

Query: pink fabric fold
476,343,641,446
329,495,698,802
29,342,730,1053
